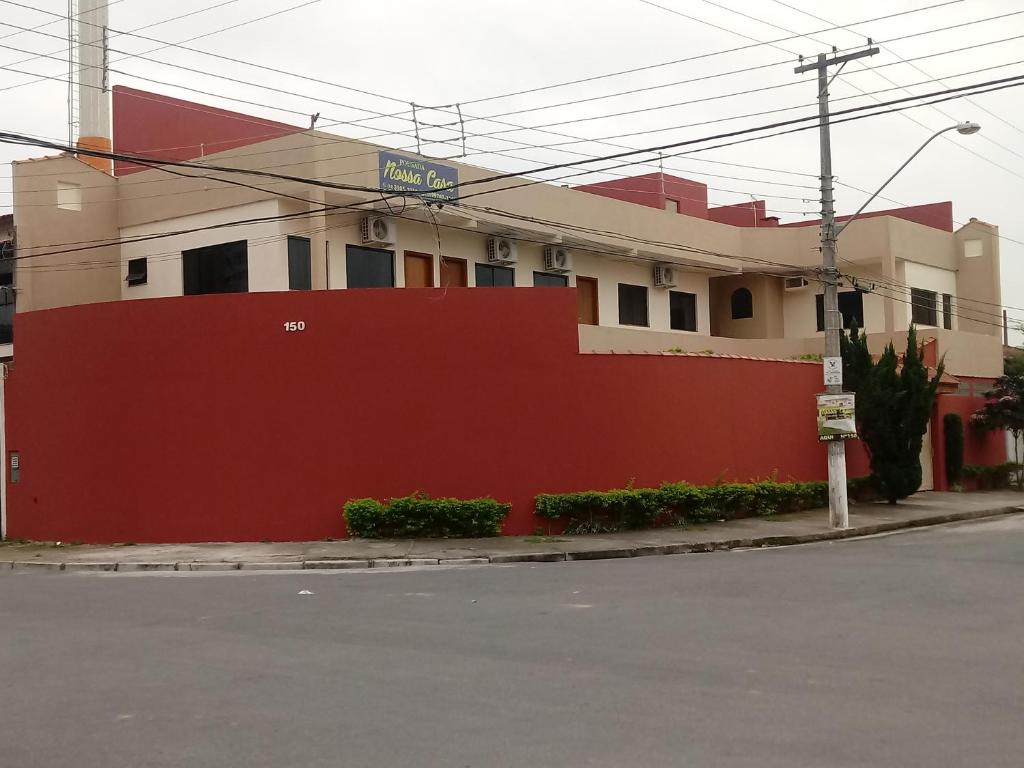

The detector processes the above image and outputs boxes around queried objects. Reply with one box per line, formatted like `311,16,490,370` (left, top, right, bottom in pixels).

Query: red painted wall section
781,202,954,233
573,173,709,218
708,200,780,228
112,86,304,176
931,378,1007,491
5,291,831,543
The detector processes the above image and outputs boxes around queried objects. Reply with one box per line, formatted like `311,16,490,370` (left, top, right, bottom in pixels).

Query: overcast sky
0,0,1020,341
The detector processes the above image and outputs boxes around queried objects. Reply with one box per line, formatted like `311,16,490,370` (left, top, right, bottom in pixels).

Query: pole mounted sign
823,356,843,387
378,151,459,202
816,393,857,442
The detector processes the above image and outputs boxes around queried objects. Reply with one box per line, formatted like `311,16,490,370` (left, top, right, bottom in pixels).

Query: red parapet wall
5,290,831,543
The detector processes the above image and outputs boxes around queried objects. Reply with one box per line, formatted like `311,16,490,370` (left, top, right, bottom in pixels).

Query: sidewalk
2,491,1021,573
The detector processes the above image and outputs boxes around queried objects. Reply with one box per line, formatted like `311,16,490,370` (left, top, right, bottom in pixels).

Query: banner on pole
816,393,857,442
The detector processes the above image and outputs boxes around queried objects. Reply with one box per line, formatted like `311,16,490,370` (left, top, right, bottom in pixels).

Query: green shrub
961,463,1023,491
535,480,829,534
944,413,965,486
343,493,510,539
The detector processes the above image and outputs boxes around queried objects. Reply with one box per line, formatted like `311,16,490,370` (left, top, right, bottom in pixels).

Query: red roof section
112,86,304,176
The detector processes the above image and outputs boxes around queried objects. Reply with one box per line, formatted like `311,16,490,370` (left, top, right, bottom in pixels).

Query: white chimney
76,0,112,174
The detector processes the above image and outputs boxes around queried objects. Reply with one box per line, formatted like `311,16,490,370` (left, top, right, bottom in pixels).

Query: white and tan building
8,87,1006,379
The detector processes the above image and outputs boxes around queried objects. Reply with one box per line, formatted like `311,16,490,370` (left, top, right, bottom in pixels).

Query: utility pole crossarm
794,47,880,74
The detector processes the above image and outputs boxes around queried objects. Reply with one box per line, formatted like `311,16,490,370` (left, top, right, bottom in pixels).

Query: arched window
731,287,753,319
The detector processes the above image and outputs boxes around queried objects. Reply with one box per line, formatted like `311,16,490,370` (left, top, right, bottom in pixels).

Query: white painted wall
326,218,711,334
782,276,886,338
120,200,290,300
901,260,958,330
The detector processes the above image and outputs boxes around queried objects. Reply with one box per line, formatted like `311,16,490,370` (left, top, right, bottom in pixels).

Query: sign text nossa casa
378,151,458,202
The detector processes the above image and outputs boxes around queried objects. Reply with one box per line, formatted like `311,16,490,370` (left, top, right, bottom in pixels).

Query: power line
768,0,1024,140
3,71,1022,216
456,1,965,107
684,0,1024,184
0,0,239,90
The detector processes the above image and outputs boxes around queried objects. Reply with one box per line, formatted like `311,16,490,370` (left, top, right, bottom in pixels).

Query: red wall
931,379,1007,491
112,86,303,176
781,202,954,233
708,200,780,228
5,291,833,543
574,173,709,218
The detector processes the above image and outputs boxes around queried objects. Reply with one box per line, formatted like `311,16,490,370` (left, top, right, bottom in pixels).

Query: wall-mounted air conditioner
784,276,810,291
486,237,518,265
543,246,573,274
360,215,397,246
654,264,677,288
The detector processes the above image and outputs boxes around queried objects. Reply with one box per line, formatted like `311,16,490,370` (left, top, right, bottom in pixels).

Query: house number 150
283,321,306,332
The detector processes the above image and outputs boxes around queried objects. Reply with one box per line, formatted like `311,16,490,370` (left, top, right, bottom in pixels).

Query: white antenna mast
74,0,112,173
67,0,80,147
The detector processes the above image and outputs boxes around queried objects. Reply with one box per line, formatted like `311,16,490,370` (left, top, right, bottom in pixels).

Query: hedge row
344,494,510,539
534,480,829,534
961,463,1023,490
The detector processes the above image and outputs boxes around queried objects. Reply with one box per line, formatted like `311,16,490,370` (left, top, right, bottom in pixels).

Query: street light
824,120,980,530
836,122,981,238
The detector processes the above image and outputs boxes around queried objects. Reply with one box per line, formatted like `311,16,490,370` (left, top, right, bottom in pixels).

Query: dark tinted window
911,287,938,326
475,264,515,287
731,287,753,319
816,291,865,332
942,293,953,330
0,247,13,345
183,240,248,296
288,237,312,291
126,257,147,287
534,271,568,287
346,245,394,288
618,283,648,327
670,290,697,331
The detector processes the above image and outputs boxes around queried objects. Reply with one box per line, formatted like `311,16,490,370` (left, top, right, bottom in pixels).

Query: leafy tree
971,372,1024,490
841,326,945,503
1004,353,1024,378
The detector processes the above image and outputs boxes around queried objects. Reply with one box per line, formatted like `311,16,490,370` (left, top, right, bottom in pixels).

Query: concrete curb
3,506,1019,575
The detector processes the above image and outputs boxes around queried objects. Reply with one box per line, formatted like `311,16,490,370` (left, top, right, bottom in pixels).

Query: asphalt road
1,517,1022,768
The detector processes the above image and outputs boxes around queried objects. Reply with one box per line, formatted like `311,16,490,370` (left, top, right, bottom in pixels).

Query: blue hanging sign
378,151,459,202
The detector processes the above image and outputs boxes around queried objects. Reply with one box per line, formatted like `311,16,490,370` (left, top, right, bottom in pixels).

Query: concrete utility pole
796,47,878,529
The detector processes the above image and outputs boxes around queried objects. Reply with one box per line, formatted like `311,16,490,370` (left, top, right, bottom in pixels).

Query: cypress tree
843,326,945,504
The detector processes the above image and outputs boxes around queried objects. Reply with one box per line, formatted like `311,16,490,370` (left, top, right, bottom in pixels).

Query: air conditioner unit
486,237,518,265
543,246,573,274
360,215,397,246
654,264,677,289
784,276,810,291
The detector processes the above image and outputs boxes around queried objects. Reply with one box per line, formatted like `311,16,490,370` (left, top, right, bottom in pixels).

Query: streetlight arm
834,124,960,238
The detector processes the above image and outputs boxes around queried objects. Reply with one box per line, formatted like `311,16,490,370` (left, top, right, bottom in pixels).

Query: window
534,271,568,288
815,291,865,332
346,245,394,288
126,257,147,287
665,199,680,213
475,263,515,287
910,287,938,326
288,236,312,291
618,283,648,327
182,240,248,296
56,180,82,211
730,287,753,319
943,293,953,330
0,253,12,344
963,239,983,258
670,290,697,332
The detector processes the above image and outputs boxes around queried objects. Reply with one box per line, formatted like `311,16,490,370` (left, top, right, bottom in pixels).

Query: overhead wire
686,0,1024,183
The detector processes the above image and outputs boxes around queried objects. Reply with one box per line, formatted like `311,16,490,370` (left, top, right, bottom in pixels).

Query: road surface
1,516,1022,767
